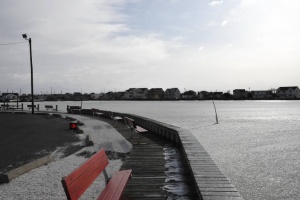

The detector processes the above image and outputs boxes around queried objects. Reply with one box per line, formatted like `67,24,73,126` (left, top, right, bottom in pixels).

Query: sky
1,0,300,94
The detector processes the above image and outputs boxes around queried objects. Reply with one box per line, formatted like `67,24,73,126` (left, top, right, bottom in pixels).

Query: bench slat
136,126,147,133
68,159,108,199
63,149,108,186
62,148,132,200
125,117,135,129
114,116,122,120
97,170,132,200
62,149,109,200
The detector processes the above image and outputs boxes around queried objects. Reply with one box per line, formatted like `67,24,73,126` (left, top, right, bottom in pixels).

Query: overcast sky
1,0,300,94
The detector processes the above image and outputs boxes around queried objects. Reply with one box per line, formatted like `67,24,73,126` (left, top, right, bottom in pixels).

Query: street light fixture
22,33,34,114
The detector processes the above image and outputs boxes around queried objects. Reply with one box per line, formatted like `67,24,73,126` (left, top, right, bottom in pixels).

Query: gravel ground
0,113,132,200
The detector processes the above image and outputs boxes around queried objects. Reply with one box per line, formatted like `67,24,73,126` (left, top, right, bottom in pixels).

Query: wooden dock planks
110,118,199,199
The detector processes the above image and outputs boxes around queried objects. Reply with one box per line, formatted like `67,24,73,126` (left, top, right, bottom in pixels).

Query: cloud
221,20,228,26
1,0,300,93
209,1,223,7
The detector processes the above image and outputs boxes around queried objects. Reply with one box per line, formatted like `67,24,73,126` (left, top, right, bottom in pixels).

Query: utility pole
22,34,34,114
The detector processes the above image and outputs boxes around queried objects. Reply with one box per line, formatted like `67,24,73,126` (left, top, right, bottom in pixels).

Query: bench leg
113,118,117,126
130,129,133,138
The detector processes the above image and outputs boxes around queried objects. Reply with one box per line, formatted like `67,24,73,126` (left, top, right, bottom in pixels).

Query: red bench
92,108,103,118
109,111,123,126
124,117,148,144
61,148,132,200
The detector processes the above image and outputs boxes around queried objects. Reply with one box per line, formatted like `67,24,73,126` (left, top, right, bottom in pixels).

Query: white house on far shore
276,86,300,99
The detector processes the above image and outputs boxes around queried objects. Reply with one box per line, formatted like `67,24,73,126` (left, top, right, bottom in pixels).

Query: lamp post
22,34,34,114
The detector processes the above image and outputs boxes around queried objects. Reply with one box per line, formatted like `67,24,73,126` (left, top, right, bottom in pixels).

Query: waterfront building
233,89,250,99
252,90,273,99
133,88,148,99
90,93,103,100
164,88,180,100
122,88,148,100
147,88,164,100
1,93,19,101
198,91,210,99
122,88,136,99
276,86,300,99
212,92,223,99
114,92,125,100
182,90,197,100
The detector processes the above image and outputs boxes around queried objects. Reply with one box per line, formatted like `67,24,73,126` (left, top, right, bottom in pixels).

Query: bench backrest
61,149,109,200
27,105,36,108
91,108,99,112
69,106,81,109
124,117,136,129
109,111,114,118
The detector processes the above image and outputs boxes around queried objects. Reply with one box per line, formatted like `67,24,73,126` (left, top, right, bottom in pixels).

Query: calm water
29,100,300,200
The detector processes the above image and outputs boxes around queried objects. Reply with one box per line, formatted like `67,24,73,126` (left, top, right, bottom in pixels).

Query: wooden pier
76,108,244,200
99,116,199,199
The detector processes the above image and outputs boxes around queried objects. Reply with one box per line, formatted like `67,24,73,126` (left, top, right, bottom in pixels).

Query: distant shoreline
3,98,299,103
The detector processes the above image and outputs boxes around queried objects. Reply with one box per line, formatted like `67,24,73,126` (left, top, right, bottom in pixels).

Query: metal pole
29,38,34,114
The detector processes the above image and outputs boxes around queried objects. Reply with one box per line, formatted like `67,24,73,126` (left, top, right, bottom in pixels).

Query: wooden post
212,100,219,124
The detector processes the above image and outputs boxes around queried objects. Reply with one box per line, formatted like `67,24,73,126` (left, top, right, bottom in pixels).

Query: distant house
90,93,102,100
276,86,300,99
1,93,18,101
115,92,125,100
197,91,223,100
233,89,249,99
182,90,197,100
198,91,210,100
164,88,180,100
73,92,83,101
147,88,164,100
122,88,148,100
64,93,74,101
122,88,136,100
252,90,273,99
222,92,232,99
133,88,148,99
212,92,223,99
104,92,115,100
